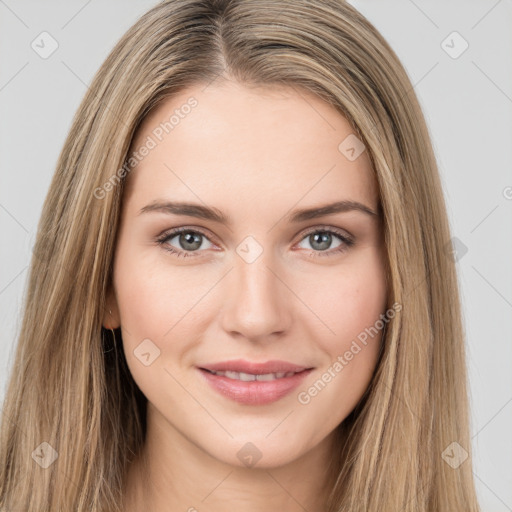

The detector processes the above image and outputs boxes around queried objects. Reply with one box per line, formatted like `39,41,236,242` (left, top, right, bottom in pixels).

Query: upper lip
199,359,313,375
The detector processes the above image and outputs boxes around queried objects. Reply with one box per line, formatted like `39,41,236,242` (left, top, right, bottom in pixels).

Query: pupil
311,232,331,251
181,232,201,250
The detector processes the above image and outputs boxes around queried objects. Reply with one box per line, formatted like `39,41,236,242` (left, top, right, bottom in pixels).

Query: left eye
296,229,351,253
156,227,354,258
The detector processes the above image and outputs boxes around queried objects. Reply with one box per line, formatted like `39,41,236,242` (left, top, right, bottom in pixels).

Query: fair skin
104,78,388,511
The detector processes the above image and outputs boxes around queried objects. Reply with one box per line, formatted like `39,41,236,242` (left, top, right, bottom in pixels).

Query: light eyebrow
137,199,379,225
287,200,379,223
138,201,229,224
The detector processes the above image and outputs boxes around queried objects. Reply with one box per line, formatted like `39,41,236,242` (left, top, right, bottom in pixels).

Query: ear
103,284,121,329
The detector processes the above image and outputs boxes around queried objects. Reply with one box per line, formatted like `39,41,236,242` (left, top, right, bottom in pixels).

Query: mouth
197,359,314,405
201,368,301,381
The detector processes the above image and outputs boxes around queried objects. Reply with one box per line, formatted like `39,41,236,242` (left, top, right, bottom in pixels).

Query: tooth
256,373,276,381
209,370,297,381
238,372,257,382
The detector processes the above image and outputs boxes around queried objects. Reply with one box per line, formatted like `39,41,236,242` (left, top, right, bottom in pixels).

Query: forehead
123,80,378,214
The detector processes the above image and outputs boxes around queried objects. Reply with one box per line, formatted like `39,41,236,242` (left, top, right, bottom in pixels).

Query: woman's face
107,79,388,468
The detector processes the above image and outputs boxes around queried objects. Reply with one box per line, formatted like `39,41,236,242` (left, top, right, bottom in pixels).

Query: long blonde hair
0,1,481,510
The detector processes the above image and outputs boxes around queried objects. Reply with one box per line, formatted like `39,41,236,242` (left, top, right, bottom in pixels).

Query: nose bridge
221,239,291,339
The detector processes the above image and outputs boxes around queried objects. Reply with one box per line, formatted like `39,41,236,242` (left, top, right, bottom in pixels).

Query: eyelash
156,226,355,259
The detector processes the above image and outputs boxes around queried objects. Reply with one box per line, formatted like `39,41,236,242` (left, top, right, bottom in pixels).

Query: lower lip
198,368,313,405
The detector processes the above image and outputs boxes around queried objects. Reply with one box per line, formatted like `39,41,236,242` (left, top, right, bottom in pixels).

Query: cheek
113,241,194,335
113,246,215,366
305,247,387,365
115,267,167,338
113,252,190,402
294,254,386,431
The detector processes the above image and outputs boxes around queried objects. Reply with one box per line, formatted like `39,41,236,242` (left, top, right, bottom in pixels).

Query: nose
220,250,293,342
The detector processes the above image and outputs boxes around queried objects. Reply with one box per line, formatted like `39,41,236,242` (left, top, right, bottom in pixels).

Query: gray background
1,1,511,510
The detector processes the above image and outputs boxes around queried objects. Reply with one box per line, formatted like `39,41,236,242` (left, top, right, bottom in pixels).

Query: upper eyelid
158,226,219,245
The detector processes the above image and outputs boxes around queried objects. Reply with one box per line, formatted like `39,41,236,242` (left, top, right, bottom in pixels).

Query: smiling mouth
201,368,304,381
197,366,314,405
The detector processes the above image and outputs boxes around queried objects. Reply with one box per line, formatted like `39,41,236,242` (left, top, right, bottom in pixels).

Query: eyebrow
138,199,379,224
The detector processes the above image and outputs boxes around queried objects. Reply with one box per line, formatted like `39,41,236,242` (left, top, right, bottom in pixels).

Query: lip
199,359,310,374
197,359,314,405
